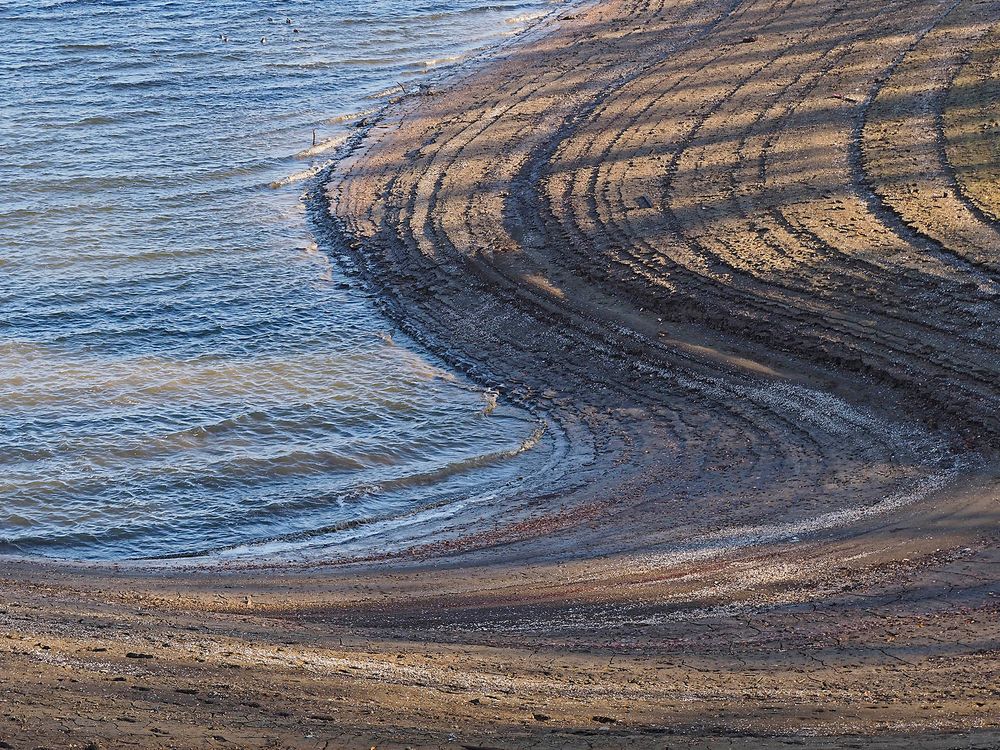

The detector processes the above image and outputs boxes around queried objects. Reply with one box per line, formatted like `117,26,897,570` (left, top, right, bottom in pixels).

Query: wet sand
4,0,1000,747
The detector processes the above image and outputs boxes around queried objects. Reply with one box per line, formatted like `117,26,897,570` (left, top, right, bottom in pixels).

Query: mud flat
3,0,1000,747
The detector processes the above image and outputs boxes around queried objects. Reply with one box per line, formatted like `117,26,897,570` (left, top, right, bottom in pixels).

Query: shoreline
4,0,1000,747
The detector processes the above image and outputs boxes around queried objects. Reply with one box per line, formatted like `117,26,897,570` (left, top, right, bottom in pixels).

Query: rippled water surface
0,0,555,560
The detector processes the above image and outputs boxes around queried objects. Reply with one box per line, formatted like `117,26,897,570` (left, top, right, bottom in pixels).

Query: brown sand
4,0,1000,747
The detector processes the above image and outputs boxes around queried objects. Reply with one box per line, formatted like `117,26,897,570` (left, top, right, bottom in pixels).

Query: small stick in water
312,129,317,147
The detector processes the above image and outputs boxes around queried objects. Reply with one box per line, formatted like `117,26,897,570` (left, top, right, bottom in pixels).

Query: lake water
0,0,557,560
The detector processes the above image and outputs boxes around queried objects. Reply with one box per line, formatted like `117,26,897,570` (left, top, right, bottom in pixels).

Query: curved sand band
4,0,1000,747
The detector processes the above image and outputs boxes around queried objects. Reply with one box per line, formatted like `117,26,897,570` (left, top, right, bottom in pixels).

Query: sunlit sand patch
522,272,566,298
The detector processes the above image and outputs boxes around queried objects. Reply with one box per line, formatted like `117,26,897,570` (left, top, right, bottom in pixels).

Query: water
0,0,557,561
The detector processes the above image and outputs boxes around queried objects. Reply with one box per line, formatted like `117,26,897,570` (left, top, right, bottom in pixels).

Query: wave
414,53,467,68
331,107,380,121
505,11,547,24
370,422,546,495
159,422,551,558
402,4,540,25
72,115,117,126
57,42,113,51
268,159,334,188
294,134,349,159
196,422,548,529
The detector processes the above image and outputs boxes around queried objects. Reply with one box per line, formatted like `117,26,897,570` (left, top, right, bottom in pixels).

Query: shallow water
0,0,556,560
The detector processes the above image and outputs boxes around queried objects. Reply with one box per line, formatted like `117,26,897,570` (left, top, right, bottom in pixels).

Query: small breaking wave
269,160,334,188
354,422,546,497
505,11,547,24
419,53,466,68
294,134,349,159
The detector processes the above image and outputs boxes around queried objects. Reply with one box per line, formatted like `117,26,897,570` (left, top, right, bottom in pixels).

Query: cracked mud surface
3,0,1000,747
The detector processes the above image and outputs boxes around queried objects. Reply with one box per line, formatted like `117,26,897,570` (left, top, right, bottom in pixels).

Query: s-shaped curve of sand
3,0,1000,747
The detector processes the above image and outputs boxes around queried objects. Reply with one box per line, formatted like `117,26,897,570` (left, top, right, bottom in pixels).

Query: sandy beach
4,0,1000,746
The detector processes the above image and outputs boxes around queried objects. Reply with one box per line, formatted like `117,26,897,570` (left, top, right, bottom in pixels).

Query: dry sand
4,0,1000,747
